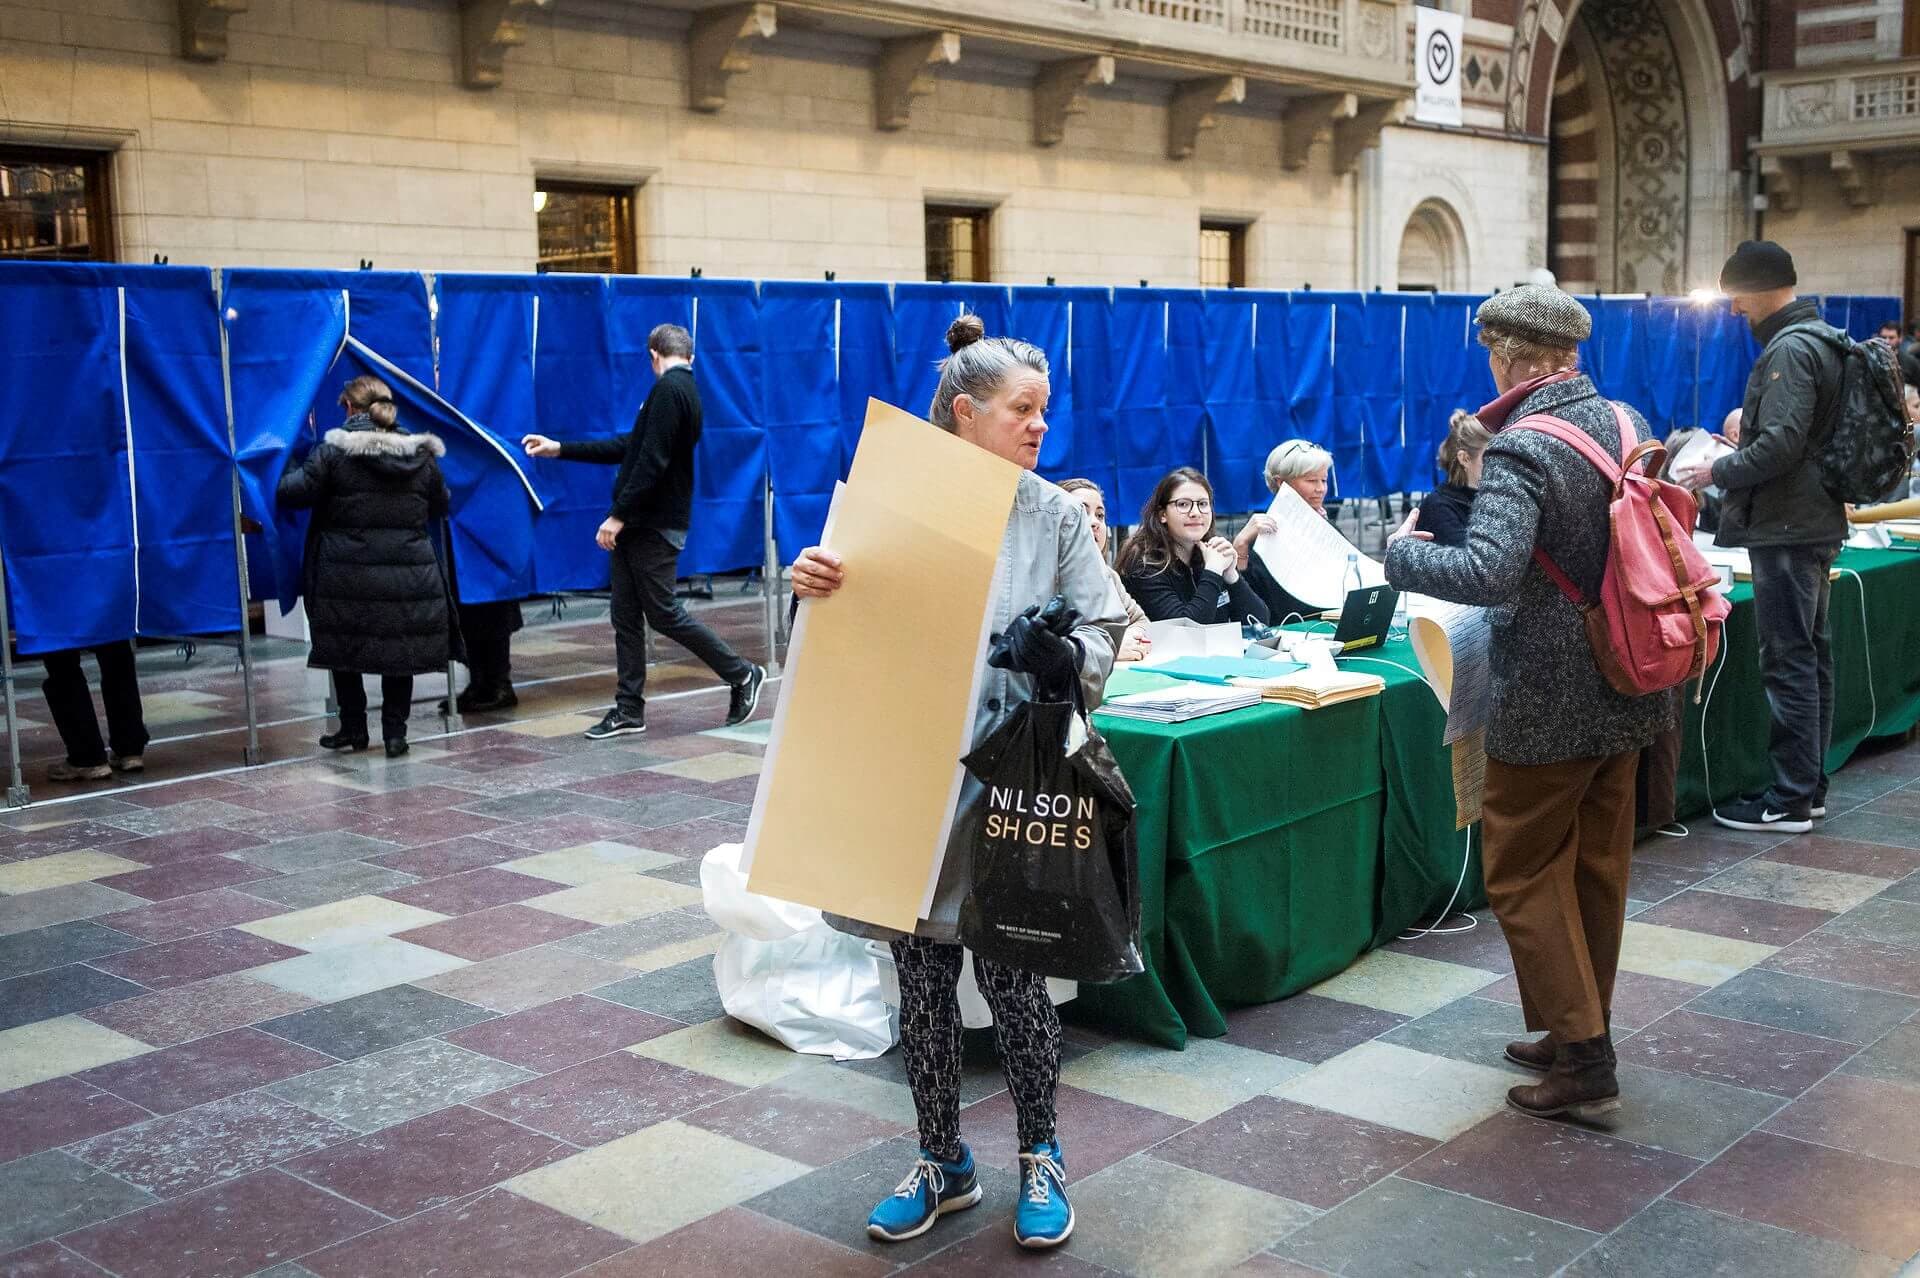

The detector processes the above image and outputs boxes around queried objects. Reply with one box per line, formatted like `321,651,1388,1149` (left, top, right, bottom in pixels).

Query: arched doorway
1397,199,1470,292
1547,0,1694,294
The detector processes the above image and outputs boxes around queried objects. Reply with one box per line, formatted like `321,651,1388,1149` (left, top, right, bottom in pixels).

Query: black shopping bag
957,698,1143,984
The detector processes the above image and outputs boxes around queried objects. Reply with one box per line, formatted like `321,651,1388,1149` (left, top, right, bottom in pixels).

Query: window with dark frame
0,146,114,262
1199,221,1247,289
925,204,991,282
535,180,636,274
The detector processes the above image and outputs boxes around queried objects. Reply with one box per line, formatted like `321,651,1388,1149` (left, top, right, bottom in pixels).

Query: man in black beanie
1675,241,1845,834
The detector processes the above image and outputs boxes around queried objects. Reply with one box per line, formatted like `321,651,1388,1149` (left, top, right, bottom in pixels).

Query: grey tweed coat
1385,374,1677,766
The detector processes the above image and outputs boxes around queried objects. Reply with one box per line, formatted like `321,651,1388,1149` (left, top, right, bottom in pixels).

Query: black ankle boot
319,730,369,751
384,738,409,759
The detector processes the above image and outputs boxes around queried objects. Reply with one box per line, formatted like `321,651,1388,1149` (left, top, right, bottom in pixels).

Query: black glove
989,595,1083,703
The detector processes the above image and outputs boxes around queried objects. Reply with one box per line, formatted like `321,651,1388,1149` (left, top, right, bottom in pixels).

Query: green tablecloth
1081,545,1920,1049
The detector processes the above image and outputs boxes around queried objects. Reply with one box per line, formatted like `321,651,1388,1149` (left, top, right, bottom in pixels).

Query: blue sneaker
1014,1141,1074,1248
866,1147,981,1242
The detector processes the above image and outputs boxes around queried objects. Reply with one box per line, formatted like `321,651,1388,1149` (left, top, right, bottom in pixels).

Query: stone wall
1762,153,1918,297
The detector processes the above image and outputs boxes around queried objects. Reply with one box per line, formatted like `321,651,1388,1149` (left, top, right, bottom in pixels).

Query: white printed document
1252,484,1386,612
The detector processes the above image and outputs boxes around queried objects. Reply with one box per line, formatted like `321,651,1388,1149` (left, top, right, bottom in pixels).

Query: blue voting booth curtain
1009,286,1075,483
1065,288,1118,505
1283,292,1337,461
336,336,547,608
121,266,238,640
759,281,838,563
1404,293,1473,491
836,283,896,473
220,271,344,614
1840,295,1901,341
1327,293,1371,498
686,278,766,575
526,275,618,594
1363,293,1412,496
1166,290,1208,494
434,274,541,602
892,283,1011,424
1110,289,1172,515
1201,290,1267,515
0,264,135,654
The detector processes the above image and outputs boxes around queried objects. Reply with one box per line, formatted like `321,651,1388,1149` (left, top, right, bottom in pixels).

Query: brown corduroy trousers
1481,749,1640,1044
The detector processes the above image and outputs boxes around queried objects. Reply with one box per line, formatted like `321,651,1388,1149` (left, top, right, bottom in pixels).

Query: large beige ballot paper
743,400,1023,932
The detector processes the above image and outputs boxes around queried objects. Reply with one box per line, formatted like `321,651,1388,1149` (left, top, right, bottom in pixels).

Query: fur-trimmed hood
325,425,446,458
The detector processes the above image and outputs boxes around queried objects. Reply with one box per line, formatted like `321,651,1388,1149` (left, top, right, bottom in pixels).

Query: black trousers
609,527,750,717
333,671,413,741
458,601,521,693
1749,542,1838,809
42,642,149,767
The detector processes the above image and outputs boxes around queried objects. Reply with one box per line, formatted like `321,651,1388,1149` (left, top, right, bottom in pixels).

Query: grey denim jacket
832,469,1126,944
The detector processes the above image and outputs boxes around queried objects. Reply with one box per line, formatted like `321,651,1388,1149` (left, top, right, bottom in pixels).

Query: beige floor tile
623,932,723,973
507,842,679,886
0,1015,153,1092
525,875,702,926
248,937,470,1001
1701,862,1890,914
0,850,148,896
238,894,448,950
507,1120,808,1244
645,753,765,783
1069,1155,1319,1278
1272,1040,1517,1140
504,714,603,739
630,1018,809,1088
1307,949,1500,1018
1616,920,1777,987
701,720,773,746
771,1061,919,1128
1061,1036,1311,1123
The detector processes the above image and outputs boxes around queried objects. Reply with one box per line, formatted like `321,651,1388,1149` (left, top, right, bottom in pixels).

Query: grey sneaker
48,761,112,782
110,754,144,774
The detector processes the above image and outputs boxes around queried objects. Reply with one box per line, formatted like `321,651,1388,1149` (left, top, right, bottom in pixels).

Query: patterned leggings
892,935,1061,1162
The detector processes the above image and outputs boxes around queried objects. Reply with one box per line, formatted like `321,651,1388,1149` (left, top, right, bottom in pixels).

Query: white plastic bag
701,844,897,1060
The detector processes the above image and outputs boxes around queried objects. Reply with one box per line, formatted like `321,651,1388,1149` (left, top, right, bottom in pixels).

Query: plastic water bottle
1344,552,1362,598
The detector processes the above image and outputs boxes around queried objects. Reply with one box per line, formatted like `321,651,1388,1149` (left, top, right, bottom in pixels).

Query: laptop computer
1332,584,1398,652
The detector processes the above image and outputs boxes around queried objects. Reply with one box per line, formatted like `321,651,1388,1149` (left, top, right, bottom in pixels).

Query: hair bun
945,313,986,354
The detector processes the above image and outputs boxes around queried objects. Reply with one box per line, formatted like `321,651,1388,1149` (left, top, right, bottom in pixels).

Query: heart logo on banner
1426,29,1456,83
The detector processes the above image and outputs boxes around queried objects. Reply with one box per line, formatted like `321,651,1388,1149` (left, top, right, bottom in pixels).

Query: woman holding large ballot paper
1382,285,1676,1131
789,315,1122,1252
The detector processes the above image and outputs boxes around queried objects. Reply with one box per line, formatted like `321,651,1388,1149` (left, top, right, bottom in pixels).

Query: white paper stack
1099,682,1263,724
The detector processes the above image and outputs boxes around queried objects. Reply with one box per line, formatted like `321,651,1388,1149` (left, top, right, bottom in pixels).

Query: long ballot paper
1405,597,1492,828
1251,483,1386,612
743,400,1022,932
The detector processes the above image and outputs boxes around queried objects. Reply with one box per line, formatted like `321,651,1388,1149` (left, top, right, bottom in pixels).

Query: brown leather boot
1504,1034,1554,1072
1507,1035,1621,1125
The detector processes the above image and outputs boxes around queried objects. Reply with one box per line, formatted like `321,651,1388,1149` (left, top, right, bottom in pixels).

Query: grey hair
1476,326,1579,369
927,313,1049,432
648,323,693,360
1264,438,1333,493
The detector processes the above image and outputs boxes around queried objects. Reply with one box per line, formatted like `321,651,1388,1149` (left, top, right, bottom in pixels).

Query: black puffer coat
277,417,461,676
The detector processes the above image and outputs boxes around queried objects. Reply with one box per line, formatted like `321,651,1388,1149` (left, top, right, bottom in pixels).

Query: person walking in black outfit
277,375,460,759
521,323,765,738
41,641,149,782
1674,242,1846,834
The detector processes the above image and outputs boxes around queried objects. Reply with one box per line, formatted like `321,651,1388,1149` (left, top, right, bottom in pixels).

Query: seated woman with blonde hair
1241,438,1335,623
1059,478,1151,662
1417,411,1491,548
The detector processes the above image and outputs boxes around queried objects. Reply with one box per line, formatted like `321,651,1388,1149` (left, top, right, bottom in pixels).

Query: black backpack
1784,325,1914,504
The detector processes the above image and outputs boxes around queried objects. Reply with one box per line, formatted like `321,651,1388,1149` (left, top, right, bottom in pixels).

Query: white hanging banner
1415,7,1465,127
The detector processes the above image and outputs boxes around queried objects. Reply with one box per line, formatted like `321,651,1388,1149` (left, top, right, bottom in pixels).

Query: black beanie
1719,240,1797,293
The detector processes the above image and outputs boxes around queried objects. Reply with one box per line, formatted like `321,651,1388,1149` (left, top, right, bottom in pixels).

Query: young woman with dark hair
1115,468,1270,625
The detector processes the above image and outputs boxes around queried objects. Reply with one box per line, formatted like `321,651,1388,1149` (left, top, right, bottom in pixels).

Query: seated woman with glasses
1116,468,1271,626
1242,438,1335,623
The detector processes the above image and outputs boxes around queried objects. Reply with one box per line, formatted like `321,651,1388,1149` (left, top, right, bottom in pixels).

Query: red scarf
1477,369,1581,433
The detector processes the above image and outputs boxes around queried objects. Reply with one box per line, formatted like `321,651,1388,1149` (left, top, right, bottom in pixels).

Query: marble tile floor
3,689,1920,1275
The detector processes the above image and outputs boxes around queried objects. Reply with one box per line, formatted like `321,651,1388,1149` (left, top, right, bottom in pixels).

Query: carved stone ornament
1358,2,1395,61
1780,83,1837,129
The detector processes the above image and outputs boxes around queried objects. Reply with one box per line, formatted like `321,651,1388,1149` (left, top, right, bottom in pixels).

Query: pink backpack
1508,405,1730,702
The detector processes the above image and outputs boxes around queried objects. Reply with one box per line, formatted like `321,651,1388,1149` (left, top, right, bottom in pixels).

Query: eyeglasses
1168,497,1212,515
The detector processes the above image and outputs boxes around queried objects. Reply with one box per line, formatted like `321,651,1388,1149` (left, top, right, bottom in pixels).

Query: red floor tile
73,1027,335,1114
301,1187,629,1278
88,929,301,991
395,904,596,962
441,993,680,1072
470,1051,740,1146
1761,932,1920,998
280,1105,571,1218
0,1076,152,1163
63,1169,384,1278
98,857,281,903
581,1207,890,1277
1159,1096,1431,1210
366,836,525,879
96,888,285,943
1631,890,1836,948
1761,1072,1920,1169
82,973,319,1048
1762,836,1920,881
379,867,558,915
1613,1009,1855,1096
686,1086,911,1168
1672,1130,1920,1261
113,827,268,868
966,1083,1195,1181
